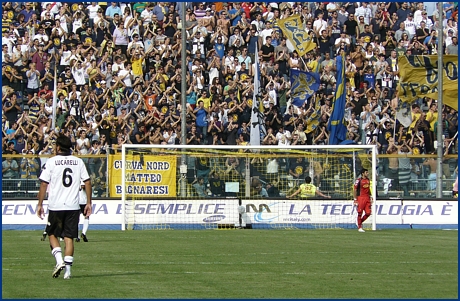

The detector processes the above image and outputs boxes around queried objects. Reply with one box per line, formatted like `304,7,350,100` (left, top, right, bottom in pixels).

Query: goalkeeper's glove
353,198,358,206
453,190,458,198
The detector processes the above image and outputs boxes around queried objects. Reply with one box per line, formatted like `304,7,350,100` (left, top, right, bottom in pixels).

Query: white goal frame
121,144,378,231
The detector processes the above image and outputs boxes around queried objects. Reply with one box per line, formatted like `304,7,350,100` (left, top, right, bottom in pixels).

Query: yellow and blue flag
290,69,320,108
277,15,317,56
305,97,322,134
327,54,347,145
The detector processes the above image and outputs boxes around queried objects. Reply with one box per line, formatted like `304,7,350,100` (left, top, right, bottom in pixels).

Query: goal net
120,144,377,231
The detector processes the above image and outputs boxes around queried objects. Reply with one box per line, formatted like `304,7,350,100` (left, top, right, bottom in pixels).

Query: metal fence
2,153,457,200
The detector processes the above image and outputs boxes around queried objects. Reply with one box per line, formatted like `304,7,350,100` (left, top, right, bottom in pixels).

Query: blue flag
290,70,320,108
327,54,348,145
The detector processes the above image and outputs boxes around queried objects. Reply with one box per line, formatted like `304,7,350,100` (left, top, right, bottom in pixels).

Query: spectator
0,1,457,199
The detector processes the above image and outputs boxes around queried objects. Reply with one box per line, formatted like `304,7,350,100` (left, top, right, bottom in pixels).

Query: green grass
2,229,458,299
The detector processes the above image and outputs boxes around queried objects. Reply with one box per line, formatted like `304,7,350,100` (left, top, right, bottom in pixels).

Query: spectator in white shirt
313,11,327,34
413,2,424,26
355,2,372,25
404,13,417,40
118,62,133,89
326,2,339,13
417,11,433,30
275,126,291,146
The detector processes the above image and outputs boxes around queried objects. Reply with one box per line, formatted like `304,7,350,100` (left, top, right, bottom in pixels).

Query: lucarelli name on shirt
55,159,79,165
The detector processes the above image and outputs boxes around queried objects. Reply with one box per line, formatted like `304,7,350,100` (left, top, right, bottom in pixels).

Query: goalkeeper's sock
361,214,370,224
51,247,64,265
357,215,362,229
82,218,89,235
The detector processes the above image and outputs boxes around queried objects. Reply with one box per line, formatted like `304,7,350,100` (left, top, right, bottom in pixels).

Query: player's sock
64,256,73,274
361,214,370,224
82,218,89,235
51,247,64,265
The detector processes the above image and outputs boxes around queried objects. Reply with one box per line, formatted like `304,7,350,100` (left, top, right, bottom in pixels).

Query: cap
269,100,275,104
39,43,45,46
205,8,211,11
100,80,106,84
408,13,413,17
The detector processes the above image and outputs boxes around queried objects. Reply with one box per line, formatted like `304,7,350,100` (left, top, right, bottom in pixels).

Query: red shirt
354,177,371,198
241,3,252,19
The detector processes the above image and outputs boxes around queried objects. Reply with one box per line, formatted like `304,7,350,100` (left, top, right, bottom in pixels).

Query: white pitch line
9,259,455,266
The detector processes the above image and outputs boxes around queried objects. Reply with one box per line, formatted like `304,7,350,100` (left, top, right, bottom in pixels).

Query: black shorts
79,204,88,216
46,210,80,239
27,88,39,96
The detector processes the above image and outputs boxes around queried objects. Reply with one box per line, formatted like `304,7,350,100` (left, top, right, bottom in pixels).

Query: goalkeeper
287,176,331,199
353,169,372,233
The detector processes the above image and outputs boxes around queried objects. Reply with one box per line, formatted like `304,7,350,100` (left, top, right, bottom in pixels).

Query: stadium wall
2,199,457,230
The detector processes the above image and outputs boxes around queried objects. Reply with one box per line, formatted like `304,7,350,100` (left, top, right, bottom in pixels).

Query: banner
108,154,177,197
327,54,347,145
250,42,262,146
240,200,458,226
3,200,457,228
290,69,320,108
398,55,458,110
277,15,316,56
2,199,458,225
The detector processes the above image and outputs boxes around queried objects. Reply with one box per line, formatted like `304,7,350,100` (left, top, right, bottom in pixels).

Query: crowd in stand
1,2,458,194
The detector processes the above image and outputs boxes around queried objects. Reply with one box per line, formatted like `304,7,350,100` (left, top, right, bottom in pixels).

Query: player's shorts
79,204,87,215
357,197,372,214
45,210,80,239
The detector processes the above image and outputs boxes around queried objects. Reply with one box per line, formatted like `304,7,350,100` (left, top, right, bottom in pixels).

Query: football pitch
2,229,457,299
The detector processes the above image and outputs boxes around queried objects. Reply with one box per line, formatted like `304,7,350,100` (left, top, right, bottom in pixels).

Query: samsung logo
202,215,226,223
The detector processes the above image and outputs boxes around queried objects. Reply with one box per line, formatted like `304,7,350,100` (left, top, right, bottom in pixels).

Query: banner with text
398,55,458,110
3,200,457,227
240,200,457,225
108,154,177,197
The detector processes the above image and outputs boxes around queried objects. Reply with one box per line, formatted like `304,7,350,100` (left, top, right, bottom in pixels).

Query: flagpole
180,1,187,198
448,131,458,150
299,55,308,71
436,1,444,198
51,67,57,130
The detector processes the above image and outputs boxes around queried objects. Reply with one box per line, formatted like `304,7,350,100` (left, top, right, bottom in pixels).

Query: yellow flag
398,55,458,110
277,15,317,56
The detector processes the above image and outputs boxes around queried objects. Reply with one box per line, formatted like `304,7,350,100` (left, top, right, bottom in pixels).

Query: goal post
120,144,377,231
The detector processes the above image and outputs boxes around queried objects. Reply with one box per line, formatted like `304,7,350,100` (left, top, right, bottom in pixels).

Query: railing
1,153,457,200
